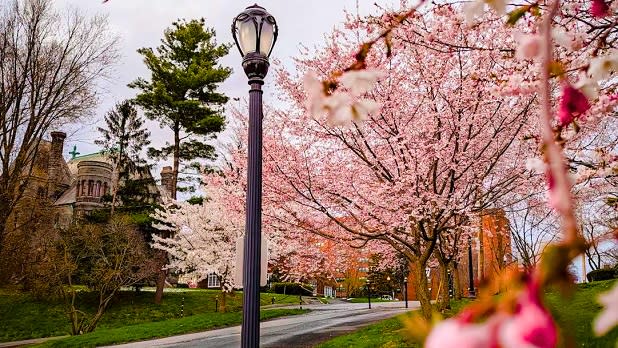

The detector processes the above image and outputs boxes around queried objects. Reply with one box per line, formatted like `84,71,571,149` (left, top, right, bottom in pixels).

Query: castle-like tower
74,160,113,214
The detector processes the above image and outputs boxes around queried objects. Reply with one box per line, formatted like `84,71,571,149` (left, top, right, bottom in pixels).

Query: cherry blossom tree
262,4,540,318
151,181,243,312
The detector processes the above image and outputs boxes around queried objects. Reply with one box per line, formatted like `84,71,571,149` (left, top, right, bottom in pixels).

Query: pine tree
130,18,231,200
96,100,152,214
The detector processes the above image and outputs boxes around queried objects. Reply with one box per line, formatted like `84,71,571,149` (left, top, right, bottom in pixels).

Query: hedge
587,268,618,282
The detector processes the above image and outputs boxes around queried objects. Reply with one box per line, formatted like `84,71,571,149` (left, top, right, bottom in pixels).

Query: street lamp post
468,237,476,298
403,277,408,308
366,279,371,309
231,5,278,348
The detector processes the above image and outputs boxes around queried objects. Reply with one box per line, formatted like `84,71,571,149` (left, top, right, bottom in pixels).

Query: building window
95,181,102,197
37,187,47,199
81,180,86,196
103,182,108,195
324,286,334,298
207,273,220,288
88,180,93,196
76,181,81,197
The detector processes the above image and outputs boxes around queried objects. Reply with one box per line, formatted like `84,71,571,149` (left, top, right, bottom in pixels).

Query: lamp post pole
367,280,371,309
468,237,476,297
404,277,408,308
231,5,278,348
241,70,264,348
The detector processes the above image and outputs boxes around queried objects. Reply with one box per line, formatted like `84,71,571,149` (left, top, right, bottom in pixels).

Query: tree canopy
130,18,231,199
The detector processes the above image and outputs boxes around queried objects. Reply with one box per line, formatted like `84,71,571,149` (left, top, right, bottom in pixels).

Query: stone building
24,131,172,223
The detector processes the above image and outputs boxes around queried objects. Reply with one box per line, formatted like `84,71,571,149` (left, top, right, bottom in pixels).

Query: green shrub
587,268,617,282
270,282,313,296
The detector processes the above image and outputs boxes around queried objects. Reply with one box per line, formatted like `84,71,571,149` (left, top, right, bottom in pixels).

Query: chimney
50,132,66,159
47,131,66,198
160,166,175,197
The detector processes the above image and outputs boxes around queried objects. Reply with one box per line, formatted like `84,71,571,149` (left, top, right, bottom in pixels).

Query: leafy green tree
96,100,153,214
130,18,231,200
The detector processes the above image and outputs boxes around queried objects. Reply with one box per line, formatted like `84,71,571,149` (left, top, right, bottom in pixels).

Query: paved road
106,301,419,348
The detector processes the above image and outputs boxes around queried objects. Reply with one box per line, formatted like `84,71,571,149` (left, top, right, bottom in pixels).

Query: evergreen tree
96,100,153,214
129,18,231,200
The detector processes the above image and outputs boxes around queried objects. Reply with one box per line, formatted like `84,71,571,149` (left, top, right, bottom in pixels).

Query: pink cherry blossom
425,317,500,348
515,34,543,60
591,0,610,18
558,85,590,126
498,282,558,348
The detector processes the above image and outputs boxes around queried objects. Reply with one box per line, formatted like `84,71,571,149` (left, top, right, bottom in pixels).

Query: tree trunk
451,261,462,300
154,265,166,305
0,195,17,256
221,291,227,312
437,260,451,311
171,124,180,200
411,259,433,319
110,169,120,216
152,124,178,302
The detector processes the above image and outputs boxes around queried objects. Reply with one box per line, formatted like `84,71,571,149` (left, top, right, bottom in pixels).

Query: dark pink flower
425,315,502,348
498,281,558,348
558,85,590,126
591,0,610,18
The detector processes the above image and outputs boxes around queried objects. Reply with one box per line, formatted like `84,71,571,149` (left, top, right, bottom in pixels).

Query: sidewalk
0,336,68,348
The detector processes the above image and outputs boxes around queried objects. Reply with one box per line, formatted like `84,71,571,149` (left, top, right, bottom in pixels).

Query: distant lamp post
366,279,372,309
231,4,278,348
403,277,408,308
386,275,394,300
468,237,476,297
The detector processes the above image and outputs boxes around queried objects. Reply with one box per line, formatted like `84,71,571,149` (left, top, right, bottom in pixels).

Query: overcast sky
52,0,398,168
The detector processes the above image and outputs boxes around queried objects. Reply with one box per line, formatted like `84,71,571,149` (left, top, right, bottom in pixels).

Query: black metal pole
367,283,371,309
468,239,476,297
404,279,408,308
241,80,264,348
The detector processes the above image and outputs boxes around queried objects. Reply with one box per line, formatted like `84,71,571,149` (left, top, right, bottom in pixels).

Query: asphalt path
105,301,419,348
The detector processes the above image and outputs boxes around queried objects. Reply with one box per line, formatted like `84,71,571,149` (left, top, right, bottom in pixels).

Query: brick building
403,209,513,300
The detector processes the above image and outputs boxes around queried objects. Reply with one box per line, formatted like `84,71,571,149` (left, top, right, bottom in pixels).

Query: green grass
545,280,618,347
0,288,301,343
318,312,418,348
320,281,618,347
33,309,307,348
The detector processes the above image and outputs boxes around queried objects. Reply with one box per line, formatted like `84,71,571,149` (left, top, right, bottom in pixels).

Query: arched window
81,180,87,196
207,273,220,288
76,181,81,197
96,181,102,197
88,180,93,196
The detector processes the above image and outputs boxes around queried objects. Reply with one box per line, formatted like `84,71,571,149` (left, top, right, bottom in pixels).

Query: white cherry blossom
340,69,384,96
588,51,618,82
594,282,618,336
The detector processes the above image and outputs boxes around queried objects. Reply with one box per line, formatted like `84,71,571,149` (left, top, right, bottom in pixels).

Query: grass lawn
319,281,617,347
32,308,307,348
545,280,618,347
0,287,302,343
